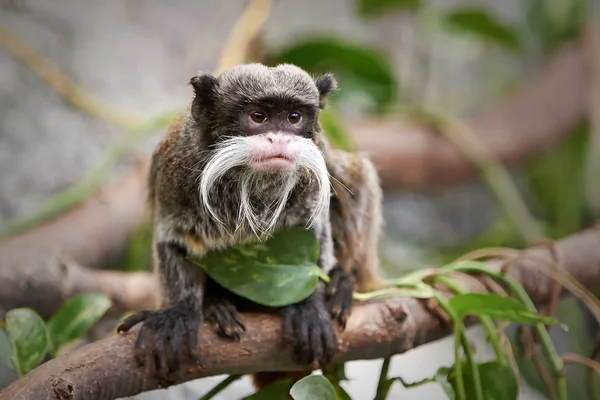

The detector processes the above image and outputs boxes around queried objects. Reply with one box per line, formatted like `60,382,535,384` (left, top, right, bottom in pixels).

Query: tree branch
351,39,587,190
0,158,157,319
2,225,600,400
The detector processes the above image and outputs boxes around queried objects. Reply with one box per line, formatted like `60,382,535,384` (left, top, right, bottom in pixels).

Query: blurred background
0,0,597,399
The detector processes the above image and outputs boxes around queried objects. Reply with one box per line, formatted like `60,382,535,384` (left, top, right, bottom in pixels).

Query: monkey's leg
325,267,355,328
281,223,338,367
117,241,204,381
327,151,384,327
203,277,246,341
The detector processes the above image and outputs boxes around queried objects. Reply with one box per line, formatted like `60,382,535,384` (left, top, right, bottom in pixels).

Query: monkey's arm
116,233,206,380
320,149,385,330
328,149,383,292
118,225,247,377
279,217,339,367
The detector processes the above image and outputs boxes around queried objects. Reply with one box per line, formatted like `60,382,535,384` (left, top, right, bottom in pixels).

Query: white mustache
199,135,331,238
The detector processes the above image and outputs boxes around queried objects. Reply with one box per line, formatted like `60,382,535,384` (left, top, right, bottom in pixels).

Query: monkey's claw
325,267,355,329
116,307,201,382
281,296,338,369
204,296,246,341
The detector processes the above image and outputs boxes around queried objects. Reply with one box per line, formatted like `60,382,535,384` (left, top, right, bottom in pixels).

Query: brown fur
120,64,384,393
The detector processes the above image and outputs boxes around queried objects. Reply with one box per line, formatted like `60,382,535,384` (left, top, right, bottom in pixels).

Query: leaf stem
431,293,467,400
440,262,567,400
374,357,391,400
314,267,331,283
433,275,507,366
198,374,243,400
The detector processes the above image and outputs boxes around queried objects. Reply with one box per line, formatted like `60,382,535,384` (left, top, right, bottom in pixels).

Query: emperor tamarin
117,63,384,389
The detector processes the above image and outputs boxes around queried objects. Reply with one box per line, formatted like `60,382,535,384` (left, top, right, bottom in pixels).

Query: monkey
116,63,384,391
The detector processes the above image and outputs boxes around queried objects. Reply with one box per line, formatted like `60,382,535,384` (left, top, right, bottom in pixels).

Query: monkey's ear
190,72,219,121
314,73,338,108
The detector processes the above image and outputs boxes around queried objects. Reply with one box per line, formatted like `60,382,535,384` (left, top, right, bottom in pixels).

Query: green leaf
290,375,337,400
190,227,321,307
120,214,154,271
319,108,354,152
242,379,293,399
448,293,561,326
0,329,11,367
443,8,521,52
270,37,398,111
523,124,589,238
46,293,112,356
5,308,49,376
335,385,353,400
357,0,421,17
526,0,585,54
448,362,517,400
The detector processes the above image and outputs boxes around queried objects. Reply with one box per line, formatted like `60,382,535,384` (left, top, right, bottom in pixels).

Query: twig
213,0,273,75
198,374,243,400
374,357,391,400
0,26,144,129
432,112,544,245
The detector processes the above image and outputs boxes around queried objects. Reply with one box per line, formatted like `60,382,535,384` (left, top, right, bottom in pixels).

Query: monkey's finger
325,267,342,299
185,317,201,358
152,331,170,380
320,322,337,365
117,310,151,333
169,318,184,373
134,323,153,367
307,323,324,368
295,313,312,365
232,312,246,333
281,308,297,345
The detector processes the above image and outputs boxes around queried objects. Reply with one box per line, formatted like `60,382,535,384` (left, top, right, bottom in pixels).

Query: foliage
523,124,592,239
189,227,324,307
526,0,586,54
0,293,111,377
442,8,521,52
4,309,48,377
194,250,569,400
319,108,355,152
356,0,421,18
268,37,398,113
242,379,293,399
290,375,337,400
448,293,561,326
46,293,112,356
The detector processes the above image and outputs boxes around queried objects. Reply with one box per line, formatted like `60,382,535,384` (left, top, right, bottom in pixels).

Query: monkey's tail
251,371,311,395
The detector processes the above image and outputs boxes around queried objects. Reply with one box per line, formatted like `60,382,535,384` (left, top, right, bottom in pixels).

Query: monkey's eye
250,111,267,124
287,112,302,124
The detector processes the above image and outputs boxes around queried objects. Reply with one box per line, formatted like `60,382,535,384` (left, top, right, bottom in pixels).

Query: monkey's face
239,102,318,173
191,63,337,236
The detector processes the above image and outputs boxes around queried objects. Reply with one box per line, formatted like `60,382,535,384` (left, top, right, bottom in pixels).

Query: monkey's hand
116,302,202,382
204,294,246,341
281,293,338,368
325,266,355,329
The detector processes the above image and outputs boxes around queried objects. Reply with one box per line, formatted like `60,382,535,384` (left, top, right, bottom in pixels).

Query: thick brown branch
2,225,600,400
350,39,587,189
0,159,157,319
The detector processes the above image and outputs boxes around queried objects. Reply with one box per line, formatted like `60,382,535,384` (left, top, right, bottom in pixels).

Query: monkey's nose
265,132,291,144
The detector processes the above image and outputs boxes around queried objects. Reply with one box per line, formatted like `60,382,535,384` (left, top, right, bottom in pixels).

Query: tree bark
2,224,599,400
0,158,157,319
351,40,587,190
